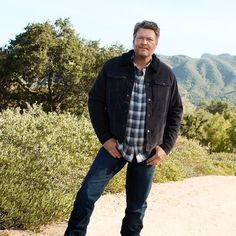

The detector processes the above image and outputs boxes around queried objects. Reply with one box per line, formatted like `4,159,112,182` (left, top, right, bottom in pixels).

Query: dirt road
3,176,236,236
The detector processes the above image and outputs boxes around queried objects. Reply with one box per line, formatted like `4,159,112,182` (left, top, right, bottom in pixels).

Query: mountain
158,53,236,106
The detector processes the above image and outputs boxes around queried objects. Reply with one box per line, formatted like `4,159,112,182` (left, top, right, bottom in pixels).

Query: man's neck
133,55,152,71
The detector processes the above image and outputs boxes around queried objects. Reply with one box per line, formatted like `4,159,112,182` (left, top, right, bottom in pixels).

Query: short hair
133,20,160,39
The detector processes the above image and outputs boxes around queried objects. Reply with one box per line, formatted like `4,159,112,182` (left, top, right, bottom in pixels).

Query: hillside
158,53,236,105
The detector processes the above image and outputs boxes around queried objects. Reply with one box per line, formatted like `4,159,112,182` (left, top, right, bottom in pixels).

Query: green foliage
160,54,236,106
228,118,236,150
1,106,235,231
201,113,231,152
0,105,100,230
154,137,236,183
1,16,235,233
199,100,235,119
181,109,209,140
209,152,236,175
154,137,212,183
0,18,124,115
181,100,236,153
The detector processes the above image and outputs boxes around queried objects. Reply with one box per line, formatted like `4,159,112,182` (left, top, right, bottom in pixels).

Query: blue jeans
64,147,155,236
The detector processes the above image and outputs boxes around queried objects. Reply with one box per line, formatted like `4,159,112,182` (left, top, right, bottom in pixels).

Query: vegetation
159,53,236,106
0,18,124,116
0,18,236,232
0,105,98,230
181,100,236,153
0,106,236,230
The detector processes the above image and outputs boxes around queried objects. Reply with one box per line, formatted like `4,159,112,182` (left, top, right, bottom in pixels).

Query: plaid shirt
118,64,151,163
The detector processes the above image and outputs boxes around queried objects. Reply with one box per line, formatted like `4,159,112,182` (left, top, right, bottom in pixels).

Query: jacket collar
121,50,160,72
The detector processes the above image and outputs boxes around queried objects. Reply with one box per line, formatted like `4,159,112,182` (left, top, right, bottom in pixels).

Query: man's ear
155,37,159,47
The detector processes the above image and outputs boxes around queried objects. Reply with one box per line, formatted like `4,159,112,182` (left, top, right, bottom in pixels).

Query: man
65,20,183,236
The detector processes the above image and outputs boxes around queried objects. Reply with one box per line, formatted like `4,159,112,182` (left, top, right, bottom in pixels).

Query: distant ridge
158,53,236,106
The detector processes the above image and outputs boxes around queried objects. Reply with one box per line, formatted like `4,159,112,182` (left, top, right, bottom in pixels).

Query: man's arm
88,65,112,144
88,64,122,158
147,76,182,166
159,76,183,154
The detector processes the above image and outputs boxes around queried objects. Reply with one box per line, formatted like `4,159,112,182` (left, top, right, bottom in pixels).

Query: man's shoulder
158,59,175,77
158,59,172,72
105,55,123,65
104,50,133,68
151,57,176,85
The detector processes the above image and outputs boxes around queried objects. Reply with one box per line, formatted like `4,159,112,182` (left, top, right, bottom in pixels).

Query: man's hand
146,146,167,166
103,138,122,158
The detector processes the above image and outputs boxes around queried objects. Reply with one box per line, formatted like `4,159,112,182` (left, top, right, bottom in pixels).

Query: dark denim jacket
88,50,183,154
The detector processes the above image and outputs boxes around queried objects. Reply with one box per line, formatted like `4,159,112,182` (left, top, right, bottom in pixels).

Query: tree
199,100,234,120
1,18,85,112
201,113,230,152
180,109,210,141
0,18,125,114
228,118,236,151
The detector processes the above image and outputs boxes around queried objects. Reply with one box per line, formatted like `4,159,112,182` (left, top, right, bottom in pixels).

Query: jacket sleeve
159,75,183,154
88,64,112,144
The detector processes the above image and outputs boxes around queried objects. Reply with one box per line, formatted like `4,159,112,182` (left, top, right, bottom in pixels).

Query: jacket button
148,98,151,102
147,130,150,133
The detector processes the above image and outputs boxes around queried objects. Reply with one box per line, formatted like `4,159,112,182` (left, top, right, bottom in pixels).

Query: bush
153,137,209,182
209,152,236,175
0,105,100,230
153,136,236,183
1,106,235,231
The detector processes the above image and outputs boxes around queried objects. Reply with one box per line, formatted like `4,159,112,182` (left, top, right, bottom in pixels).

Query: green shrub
0,105,100,230
154,137,209,182
209,152,236,175
1,106,235,231
153,136,235,183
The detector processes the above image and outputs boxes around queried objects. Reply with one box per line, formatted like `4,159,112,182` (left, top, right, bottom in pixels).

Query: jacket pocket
152,81,171,100
151,80,171,114
152,81,171,87
107,74,127,90
106,74,127,114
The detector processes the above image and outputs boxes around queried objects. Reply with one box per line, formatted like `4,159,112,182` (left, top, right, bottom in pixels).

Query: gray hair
133,20,160,39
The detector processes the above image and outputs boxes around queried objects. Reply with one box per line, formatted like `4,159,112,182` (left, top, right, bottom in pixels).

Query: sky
1,0,236,58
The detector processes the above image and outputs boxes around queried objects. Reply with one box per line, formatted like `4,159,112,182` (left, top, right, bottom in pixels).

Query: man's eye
137,37,154,42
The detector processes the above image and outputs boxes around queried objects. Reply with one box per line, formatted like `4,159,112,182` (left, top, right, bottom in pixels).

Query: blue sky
1,0,236,58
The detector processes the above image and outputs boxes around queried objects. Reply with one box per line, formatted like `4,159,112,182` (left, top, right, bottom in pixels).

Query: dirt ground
2,175,236,236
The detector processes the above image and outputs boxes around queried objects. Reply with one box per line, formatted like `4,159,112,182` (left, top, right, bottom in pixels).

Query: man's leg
120,158,155,236
65,147,126,236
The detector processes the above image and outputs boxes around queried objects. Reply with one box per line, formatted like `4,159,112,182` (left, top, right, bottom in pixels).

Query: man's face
133,28,158,58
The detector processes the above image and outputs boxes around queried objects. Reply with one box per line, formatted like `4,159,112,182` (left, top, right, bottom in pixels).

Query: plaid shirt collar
132,53,152,75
